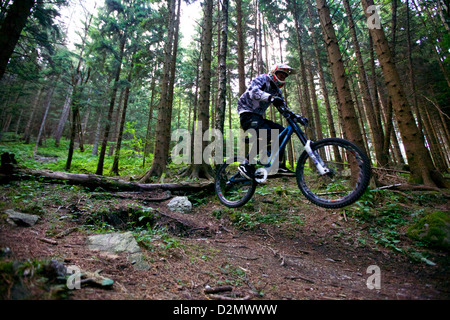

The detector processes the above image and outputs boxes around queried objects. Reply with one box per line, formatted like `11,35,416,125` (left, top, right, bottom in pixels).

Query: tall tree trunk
34,76,59,156
65,68,90,171
54,87,73,147
2,86,22,133
215,0,229,133
368,34,383,136
23,85,43,144
0,0,36,80
257,4,264,74
315,0,366,153
184,0,214,180
421,102,447,172
236,0,246,96
165,0,181,140
2,114,12,133
380,0,398,158
96,31,127,176
111,56,134,176
140,0,177,181
189,52,201,164
378,88,405,165
343,0,386,167
307,67,323,142
143,62,157,164
291,0,315,140
361,0,448,187
306,1,339,146
55,10,93,148
64,97,79,171
91,107,104,156
390,0,398,59
108,88,125,156
405,0,422,135
350,75,370,154
14,109,23,134
64,80,84,170
66,62,90,170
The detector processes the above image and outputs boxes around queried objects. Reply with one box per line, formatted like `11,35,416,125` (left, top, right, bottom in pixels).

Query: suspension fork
291,119,330,176
304,140,330,175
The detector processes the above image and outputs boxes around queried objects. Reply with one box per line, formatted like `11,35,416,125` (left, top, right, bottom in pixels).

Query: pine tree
0,0,36,80
360,0,448,187
315,0,366,153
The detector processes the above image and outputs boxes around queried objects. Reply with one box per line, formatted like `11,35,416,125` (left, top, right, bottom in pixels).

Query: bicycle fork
304,140,330,176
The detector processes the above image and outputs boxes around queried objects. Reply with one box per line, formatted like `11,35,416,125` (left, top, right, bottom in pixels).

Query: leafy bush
0,138,149,177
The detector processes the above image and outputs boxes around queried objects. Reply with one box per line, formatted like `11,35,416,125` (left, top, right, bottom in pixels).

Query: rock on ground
87,231,141,253
5,209,39,227
168,196,192,213
86,231,150,271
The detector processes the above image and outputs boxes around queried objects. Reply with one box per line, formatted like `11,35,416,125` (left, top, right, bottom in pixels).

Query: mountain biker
237,63,298,180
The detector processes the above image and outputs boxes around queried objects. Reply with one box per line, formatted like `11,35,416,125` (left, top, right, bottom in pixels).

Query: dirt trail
0,182,448,300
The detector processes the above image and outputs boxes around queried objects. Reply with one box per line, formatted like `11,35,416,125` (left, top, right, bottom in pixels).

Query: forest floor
0,172,449,301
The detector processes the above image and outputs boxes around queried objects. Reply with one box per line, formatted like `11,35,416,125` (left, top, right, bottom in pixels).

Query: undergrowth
344,189,448,264
0,137,150,178
2,135,448,268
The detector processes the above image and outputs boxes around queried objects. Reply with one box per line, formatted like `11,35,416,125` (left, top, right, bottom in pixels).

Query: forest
0,0,449,301
0,0,449,185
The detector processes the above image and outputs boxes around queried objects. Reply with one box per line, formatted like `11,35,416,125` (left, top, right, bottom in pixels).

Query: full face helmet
269,64,297,88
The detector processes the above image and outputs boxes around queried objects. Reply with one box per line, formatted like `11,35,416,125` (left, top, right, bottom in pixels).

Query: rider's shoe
277,165,295,176
238,163,255,180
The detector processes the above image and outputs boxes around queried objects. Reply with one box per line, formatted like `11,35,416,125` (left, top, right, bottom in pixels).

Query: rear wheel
215,156,257,208
296,138,371,208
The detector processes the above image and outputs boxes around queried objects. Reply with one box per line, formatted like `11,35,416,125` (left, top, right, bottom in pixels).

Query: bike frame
264,114,330,176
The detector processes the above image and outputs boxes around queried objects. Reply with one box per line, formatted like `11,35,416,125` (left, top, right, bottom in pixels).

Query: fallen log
6,168,214,193
38,237,58,245
90,192,173,202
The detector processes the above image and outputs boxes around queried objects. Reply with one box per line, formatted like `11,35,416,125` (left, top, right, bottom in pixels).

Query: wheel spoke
297,138,370,208
215,157,257,208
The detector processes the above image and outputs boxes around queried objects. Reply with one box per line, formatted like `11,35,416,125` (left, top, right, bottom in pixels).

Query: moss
407,211,450,250
21,203,46,216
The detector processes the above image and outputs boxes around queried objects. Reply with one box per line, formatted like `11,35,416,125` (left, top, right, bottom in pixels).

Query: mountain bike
214,105,371,209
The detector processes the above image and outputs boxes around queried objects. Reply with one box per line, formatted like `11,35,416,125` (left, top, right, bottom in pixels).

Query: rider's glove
269,96,285,108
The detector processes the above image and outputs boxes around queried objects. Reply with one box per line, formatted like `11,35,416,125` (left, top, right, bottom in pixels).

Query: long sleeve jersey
237,74,284,116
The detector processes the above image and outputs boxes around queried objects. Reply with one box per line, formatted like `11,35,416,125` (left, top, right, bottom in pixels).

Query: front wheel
215,156,257,208
296,138,371,208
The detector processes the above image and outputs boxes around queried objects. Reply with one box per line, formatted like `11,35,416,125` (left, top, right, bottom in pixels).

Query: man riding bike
236,63,300,180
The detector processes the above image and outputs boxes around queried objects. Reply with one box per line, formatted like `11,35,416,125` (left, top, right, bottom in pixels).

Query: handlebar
276,103,309,127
